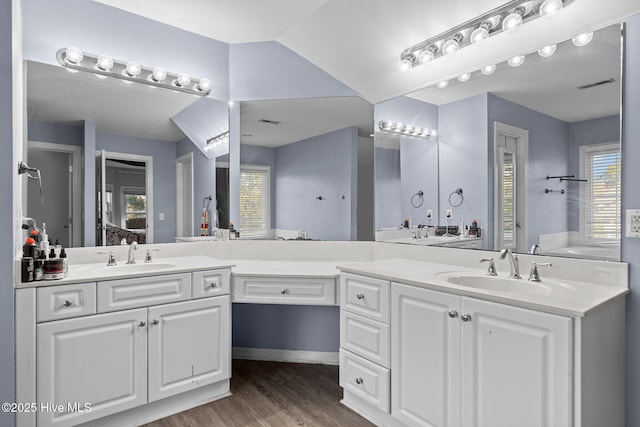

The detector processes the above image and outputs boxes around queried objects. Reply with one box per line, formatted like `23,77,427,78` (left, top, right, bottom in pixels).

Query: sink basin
75,262,177,274
435,272,552,295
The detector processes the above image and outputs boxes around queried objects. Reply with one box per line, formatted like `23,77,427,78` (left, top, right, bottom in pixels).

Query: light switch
159,212,165,221
626,209,640,238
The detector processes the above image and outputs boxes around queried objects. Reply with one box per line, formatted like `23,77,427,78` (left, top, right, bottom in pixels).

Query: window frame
238,164,271,239
579,141,621,243
120,186,147,229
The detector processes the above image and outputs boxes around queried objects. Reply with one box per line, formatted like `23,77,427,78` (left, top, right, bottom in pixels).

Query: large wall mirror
230,96,374,241
25,60,229,247
375,23,622,261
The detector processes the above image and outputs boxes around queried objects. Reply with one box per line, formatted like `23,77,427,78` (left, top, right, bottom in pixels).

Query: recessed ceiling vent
577,78,615,90
258,118,281,125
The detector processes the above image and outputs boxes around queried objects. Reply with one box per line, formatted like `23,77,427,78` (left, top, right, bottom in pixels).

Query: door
391,283,461,427
460,298,572,427
494,122,528,252
147,296,230,402
37,308,148,427
176,153,194,237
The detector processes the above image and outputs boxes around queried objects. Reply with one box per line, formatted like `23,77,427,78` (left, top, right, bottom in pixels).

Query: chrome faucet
499,248,521,279
127,241,139,264
530,243,542,255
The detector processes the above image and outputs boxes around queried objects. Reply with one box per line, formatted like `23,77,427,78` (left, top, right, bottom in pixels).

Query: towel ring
411,191,424,208
448,188,464,207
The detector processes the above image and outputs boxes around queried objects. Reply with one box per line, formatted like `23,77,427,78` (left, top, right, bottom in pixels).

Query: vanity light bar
378,120,437,140
205,131,229,151
400,0,575,71
56,48,212,97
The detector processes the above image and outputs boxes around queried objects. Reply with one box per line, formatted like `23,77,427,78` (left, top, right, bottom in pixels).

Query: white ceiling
94,0,640,103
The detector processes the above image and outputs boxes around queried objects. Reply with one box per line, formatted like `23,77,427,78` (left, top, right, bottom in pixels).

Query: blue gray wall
1,1,16,425
568,115,620,231
275,127,358,240
487,94,571,250
623,13,640,427
439,93,489,246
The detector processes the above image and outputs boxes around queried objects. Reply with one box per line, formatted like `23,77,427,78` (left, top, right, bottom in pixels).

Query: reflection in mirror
375,23,622,261
227,96,374,241
26,60,229,247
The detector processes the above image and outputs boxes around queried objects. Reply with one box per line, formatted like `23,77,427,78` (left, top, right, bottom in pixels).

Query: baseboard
232,347,339,365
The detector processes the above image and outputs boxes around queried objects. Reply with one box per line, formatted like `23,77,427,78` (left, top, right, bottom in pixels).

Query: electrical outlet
626,209,640,238
446,208,453,219
426,208,433,219
159,212,165,221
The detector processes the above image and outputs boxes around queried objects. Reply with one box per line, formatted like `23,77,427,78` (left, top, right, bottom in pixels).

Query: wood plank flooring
142,359,375,427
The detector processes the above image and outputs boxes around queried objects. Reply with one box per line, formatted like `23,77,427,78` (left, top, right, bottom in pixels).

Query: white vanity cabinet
18,268,232,427
391,283,571,427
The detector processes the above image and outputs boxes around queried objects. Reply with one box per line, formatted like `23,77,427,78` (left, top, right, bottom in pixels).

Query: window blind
583,144,620,240
239,167,269,238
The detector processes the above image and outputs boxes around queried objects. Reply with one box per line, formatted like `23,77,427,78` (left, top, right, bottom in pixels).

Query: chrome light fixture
205,131,229,151
378,121,437,140
399,0,574,71
572,32,593,47
57,48,212,96
538,44,558,57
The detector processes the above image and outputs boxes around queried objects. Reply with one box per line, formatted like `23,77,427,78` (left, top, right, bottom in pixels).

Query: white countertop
338,258,628,317
229,259,340,278
16,256,235,288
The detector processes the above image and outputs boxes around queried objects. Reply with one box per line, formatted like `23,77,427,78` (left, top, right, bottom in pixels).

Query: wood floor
142,359,375,427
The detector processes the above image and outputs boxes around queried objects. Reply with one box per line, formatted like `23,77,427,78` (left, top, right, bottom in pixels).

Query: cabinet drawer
37,283,97,322
192,269,230,299
341,310,390,368
97,273,192,312
233,276,336,305
340,273,390,323
340,349,390,413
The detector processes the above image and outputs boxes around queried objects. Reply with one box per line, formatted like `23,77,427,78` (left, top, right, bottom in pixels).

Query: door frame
493,122,528,252
27,140,82,247
176,152,194,238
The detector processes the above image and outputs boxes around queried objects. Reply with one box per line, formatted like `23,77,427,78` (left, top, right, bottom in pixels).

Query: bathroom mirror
230,96,375,241
25,59,229,247
375,23,622,261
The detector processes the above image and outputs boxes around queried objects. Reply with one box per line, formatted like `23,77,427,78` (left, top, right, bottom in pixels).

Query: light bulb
538,44,557,57
429,130,437,138
124,61,141,77
502,10,523,33
539,0,563,18
379,121,391,131
436,80,449,89
148,67,167,83
508,55,526,67
400,57,413,73
457,73,471,82
470,25,489,46
390,122,400,131
572,32,593,47
175,73,191,87
442,34,463,56
413,127,423,135
64,47,83,65
418,46,437,64
95,55,113,72
196,78,211,92
480,64,497,75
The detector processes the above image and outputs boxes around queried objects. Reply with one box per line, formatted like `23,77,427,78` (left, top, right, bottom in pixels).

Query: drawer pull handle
461,314,472,322
356,293,365,300
281,289,287,294
210,283,217,288
448,310,458,318
355,377,364,385
63,300,73,307
139,321,147,327
151,319,159,325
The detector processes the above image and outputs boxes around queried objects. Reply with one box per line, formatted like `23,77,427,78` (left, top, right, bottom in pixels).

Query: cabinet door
460,298,572,427
37,308,148,427
148,296,230,402
391,283,461,427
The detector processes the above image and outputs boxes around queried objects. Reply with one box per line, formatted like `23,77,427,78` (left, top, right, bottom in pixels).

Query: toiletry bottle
40,223,49,257
23,237,38,259
60,248,68,277
49,247,57,259
29,229,40,245
34,251,46,281
459,217,465,239
21,257,34,283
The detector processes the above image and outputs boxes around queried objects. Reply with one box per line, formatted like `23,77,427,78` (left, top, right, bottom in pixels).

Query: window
239,165,270,238
580,142,621,241
120,186,146,228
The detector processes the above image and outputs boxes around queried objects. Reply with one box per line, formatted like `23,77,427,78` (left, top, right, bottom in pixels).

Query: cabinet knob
210,283,217,288
461,314,472,322
139,321,147,327
448,310,458,318
280,288,287,294
355,377,364,385
356,293,365,300
151,319,159,325
63,300,73,307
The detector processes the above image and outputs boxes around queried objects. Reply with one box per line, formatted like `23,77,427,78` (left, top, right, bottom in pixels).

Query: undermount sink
76,262,177,274
435,272,552,295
